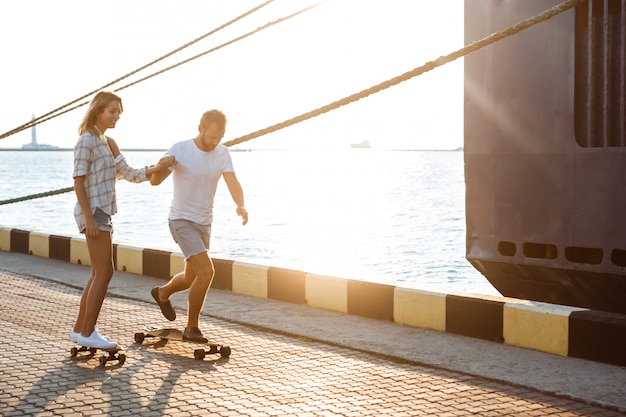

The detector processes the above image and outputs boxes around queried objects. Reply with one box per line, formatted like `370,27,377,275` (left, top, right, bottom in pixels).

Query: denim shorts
93,207,113,232
168,219,211,260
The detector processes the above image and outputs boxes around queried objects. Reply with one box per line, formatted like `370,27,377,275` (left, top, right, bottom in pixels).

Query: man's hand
236,206,248,225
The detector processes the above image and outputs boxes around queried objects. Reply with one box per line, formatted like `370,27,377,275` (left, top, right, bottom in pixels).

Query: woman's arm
107,137,145,182
107,137,174,183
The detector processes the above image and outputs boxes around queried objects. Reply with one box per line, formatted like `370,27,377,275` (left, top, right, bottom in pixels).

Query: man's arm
148,155,176,184
150,163,173,185
223,172,248,225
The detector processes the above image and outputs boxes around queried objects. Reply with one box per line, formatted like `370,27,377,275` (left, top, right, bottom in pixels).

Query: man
149,109,248,342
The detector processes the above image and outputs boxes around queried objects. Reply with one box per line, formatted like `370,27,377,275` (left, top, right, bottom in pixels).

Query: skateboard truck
70,346,126,367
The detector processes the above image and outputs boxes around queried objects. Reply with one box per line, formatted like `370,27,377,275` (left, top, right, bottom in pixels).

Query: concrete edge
2,225,625,367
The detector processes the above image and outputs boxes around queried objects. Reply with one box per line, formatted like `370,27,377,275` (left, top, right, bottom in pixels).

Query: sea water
0,149,499,296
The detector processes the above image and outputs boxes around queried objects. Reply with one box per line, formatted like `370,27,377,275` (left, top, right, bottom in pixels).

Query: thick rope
0,0,277,141
0,187,74,206
224,0,585,147
10,1,325,131
0,0,584,206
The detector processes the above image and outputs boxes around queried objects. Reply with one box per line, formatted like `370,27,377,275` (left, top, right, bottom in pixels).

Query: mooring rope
0,0,278,141
0,187,74,206
0,0,584,207
224,0,585,147
7,1,325,133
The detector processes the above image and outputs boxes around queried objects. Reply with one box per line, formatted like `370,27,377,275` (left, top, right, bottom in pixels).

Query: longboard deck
143,326,189,342
135,325,231,360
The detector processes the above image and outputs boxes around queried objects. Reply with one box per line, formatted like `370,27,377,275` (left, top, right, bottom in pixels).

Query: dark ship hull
464,0,626,314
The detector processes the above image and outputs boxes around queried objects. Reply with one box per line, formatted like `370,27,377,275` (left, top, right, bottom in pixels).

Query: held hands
155,155,176,170
146,155,176,179
236,206,249,225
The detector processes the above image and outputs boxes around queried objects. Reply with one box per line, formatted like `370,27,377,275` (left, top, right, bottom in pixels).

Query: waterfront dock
1,250,624,416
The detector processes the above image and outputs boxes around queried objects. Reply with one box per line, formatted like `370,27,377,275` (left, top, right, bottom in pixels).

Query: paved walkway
0,251,625,416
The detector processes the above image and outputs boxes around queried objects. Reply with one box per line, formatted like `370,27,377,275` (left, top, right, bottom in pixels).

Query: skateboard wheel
194,349,206,360
220,346,231,358
98,356,107,367
70,347,78,357
118,353,126,365
134,332,145,344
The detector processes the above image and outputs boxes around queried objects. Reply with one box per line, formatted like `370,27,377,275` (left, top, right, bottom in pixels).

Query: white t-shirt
166,139,234,225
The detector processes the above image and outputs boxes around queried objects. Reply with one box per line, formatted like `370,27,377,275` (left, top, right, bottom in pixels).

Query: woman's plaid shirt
72,133,148,232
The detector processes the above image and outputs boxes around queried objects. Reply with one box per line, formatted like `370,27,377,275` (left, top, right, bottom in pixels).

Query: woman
70,91,174,350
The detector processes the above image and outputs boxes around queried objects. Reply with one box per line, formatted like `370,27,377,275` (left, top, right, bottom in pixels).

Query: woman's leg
79,230,114,337
72,265,96,333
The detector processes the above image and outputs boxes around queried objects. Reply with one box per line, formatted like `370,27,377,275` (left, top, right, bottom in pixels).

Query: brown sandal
151,287,176,321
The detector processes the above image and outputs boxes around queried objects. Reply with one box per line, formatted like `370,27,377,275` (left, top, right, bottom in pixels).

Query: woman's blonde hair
78,91,123,135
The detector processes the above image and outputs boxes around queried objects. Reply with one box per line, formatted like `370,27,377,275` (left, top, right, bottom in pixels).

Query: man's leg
158,262,197,299
151,262,197,321
185,251,215,331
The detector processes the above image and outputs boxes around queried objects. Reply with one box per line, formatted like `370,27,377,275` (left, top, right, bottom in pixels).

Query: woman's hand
156,155,176,169
84,215,100,240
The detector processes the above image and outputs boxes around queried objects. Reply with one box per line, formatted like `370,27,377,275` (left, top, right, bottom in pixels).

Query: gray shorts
92,207,113,233
168,219,211,261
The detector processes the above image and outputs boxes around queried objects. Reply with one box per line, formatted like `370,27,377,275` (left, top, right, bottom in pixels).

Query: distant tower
22,114,57,150
31,114,37,147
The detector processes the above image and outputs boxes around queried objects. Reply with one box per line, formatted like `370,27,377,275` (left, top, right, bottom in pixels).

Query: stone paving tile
1,270,624,417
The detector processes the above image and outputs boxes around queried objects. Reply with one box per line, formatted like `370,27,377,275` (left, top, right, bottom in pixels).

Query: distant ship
350,140,370,149
22,115,59,150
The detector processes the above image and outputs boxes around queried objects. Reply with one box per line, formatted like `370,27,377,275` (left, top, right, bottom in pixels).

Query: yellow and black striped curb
2,225,624,367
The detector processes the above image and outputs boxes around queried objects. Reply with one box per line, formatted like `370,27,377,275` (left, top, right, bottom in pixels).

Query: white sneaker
70,329,109,343
77,330,118,350
69,331,80,343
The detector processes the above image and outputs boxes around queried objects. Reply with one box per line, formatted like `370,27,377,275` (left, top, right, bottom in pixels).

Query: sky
0,0,464,151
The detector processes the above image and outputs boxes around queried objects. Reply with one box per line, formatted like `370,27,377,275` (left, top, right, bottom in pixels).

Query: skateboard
134,325,231,360
70,345,126,367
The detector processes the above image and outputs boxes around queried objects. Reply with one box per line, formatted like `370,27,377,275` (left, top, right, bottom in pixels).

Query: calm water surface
0,149,498,295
